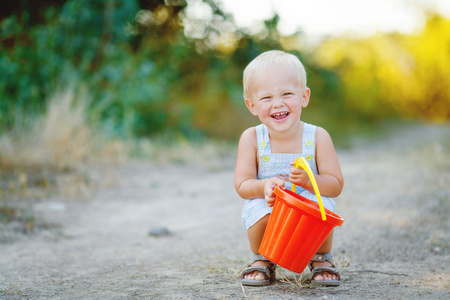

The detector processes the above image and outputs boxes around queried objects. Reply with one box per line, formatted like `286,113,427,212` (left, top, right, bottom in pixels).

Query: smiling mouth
271,112,289,120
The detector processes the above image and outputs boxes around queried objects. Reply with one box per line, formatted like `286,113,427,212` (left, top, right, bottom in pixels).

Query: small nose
273,96,284,107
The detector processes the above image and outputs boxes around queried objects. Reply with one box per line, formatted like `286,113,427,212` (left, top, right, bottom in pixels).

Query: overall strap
255,124,271,155
302,122,316,156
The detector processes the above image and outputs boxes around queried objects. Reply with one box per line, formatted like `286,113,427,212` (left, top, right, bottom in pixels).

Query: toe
323,273,332,281
244,271,264,281
243,272,253,280
243,260,272,281
313,274,324,281
313,272,338,282
254,272,266,281
247,271,257,280
322,272,337,281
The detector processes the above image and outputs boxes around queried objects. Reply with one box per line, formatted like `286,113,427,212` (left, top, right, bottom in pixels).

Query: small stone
433,247,441,253
149,226,171,237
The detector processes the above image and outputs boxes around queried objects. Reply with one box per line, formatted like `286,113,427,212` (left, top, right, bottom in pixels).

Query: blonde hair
243,50,308,99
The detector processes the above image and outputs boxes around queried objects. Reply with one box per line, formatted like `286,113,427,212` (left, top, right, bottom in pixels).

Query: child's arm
235,127,284,206
289,127,344,197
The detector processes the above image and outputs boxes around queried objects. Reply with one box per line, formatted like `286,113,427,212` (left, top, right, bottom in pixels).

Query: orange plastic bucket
259,186,344,273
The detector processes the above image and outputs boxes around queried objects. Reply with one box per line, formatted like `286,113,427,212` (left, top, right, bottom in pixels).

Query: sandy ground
1,123,449,299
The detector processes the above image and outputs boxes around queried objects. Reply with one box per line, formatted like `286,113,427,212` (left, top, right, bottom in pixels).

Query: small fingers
274,177,285,187
290,167,300,174
265,195,275,207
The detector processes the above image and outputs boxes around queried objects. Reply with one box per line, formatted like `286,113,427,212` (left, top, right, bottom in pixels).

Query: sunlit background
220,0,450,38
1,2,450,297
1,0,449,169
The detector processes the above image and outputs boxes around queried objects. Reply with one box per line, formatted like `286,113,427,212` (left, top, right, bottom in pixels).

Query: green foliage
313,14,450,122
0,0,259,139
0,0,139,131
1,1,449,142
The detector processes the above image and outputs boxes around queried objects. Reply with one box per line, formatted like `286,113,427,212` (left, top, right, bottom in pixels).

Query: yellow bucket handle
292,157,327,221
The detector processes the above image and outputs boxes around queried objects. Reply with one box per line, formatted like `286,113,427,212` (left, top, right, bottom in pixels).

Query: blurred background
0,0,449,171
1,2,449,295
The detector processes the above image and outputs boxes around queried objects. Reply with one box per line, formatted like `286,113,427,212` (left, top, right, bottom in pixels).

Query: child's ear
245,98,258,116
302,88,311,108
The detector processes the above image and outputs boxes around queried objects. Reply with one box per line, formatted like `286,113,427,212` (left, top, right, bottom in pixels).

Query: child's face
245,65,310,132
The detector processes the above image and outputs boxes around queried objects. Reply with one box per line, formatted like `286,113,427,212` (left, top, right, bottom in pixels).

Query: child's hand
289,160,310,188
264,177,284,207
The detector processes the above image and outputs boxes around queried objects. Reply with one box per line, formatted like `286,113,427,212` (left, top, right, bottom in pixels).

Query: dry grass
0,88,126,172
0,88,128,236
0,87,235,182
276,270,305,289
134,136,234,163
0,89,127,242
0,87,236,240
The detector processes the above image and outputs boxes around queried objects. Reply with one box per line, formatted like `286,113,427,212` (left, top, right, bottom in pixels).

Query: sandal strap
241,253,276,281
250,253,270,263
249,253,276,268
308,252,341,281
240,265,272,280
310,265,341,281
308,252,335,269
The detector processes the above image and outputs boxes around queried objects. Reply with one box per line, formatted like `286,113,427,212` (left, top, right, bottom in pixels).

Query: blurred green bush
0,0,448,142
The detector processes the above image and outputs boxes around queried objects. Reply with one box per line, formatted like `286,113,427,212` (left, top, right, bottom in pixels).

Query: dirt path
1,123,449,299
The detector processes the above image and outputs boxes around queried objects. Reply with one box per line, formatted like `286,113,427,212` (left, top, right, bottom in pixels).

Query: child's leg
243,214,272,281
317,229,334,253
313,229,339,281
246,214,270,254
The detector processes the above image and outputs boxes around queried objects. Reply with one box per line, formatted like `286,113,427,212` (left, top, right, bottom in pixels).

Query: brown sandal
308,252,341,286
241,254,276,286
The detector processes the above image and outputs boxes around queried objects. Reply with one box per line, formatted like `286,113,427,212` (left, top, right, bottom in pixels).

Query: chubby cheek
255,104,271,117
